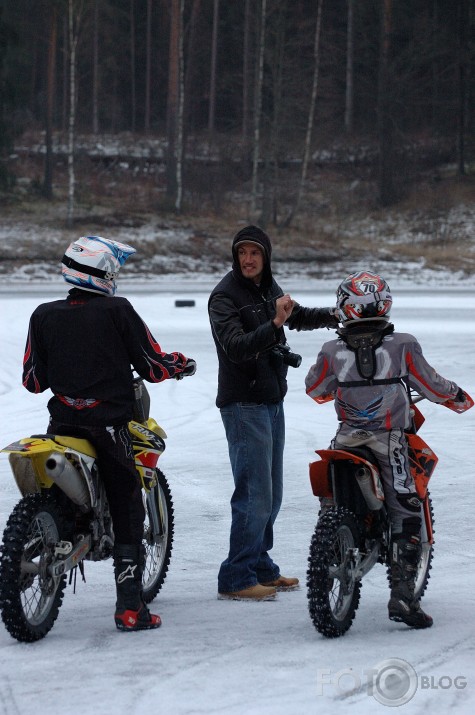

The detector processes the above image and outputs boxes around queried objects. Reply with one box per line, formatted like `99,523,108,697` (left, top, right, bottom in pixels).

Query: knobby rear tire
307,507,362,638
141,468,174,603
0,493,67,642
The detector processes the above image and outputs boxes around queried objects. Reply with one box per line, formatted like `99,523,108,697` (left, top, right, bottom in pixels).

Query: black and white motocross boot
113,544,161,631
388,536,433,629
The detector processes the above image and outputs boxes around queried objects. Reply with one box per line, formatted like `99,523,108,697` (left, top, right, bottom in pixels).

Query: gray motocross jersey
305,329,459,431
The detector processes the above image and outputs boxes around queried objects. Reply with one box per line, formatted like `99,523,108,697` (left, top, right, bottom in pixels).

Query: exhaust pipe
355,466,383,511
45,453,91,508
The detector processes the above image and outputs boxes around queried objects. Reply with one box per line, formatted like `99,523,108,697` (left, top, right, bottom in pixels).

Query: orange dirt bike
306,389,473,638
0,377,174,643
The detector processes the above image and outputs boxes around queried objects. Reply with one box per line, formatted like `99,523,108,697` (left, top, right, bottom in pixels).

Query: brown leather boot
218,584,277,601
261,576,300,591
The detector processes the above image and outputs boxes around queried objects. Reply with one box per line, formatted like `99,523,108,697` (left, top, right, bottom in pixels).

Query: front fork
422,497,434,544
146,485,165,542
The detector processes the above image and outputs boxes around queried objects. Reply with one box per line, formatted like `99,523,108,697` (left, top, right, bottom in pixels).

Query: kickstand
68,563,86,593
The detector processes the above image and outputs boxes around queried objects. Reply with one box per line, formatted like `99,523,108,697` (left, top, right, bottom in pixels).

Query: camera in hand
271,343,302,369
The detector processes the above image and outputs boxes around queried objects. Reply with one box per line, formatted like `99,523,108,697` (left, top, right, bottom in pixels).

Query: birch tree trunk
92,0,99,134
265,0,286,227
456,0,469,176
62,15,68,134
208,0,219,134
167,0,180,200
431,0,439,131
251,0,266,216
377,0,394,206
175,0,185,211
285,0,323,226
344,0,354,133
184,0,201,128
130,0,136,133
242,0,251,143
44,1,57,199
144,0,152,132
67,0,80,229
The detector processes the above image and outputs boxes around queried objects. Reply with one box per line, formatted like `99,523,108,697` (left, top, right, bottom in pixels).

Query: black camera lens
285,351,302,368
270,344,302,368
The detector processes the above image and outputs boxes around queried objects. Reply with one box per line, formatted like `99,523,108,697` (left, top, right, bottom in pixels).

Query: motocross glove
175,358,197,379
444,387,473,414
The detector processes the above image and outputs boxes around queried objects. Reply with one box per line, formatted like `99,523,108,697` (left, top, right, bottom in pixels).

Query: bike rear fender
310,448,384,500
309,458,332,498
2,436,97,497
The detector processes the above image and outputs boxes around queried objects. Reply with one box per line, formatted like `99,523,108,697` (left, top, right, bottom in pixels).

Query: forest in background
0,0,474,232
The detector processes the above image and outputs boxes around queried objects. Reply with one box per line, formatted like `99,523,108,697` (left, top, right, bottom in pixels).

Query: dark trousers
48,419,145,544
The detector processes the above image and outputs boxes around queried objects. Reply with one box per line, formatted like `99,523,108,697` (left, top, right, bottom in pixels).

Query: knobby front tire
141,468,174,603
307,507,362,638
0,493,67,642
414,494,434,600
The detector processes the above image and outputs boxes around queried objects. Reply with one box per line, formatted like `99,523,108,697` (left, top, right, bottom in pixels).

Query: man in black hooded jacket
208,225,338,601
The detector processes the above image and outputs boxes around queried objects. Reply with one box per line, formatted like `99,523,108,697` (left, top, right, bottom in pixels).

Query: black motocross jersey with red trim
23,289,187,425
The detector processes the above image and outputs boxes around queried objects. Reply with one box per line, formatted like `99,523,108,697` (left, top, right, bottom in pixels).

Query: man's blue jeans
218,401,285,593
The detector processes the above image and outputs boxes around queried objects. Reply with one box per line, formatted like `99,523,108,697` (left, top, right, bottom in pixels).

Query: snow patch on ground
0,289,474,715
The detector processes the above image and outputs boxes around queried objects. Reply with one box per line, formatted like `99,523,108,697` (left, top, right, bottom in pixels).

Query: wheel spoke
307,508,362,637
0,494,67,642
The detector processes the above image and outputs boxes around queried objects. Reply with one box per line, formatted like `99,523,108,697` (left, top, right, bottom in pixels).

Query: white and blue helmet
61,236,136,296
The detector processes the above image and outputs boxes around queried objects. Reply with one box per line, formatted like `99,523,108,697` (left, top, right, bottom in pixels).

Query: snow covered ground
0,283,474,715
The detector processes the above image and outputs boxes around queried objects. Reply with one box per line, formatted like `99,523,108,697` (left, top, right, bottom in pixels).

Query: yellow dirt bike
0,377,173,642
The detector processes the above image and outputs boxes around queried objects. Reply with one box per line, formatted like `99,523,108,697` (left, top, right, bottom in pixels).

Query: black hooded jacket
208,225,337,408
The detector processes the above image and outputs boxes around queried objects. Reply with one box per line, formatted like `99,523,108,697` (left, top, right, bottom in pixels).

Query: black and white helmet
336,271,392,324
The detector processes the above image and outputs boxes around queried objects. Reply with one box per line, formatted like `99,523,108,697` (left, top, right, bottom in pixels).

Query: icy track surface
0,287,474,715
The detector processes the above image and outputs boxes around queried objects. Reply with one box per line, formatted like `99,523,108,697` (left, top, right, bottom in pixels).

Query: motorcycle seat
55,436,97,457
30,433,97,458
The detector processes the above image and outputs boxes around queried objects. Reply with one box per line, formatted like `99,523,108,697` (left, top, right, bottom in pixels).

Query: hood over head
232,225,272,289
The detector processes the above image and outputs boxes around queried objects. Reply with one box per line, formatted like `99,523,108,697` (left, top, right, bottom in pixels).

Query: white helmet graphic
61,236,136,296
336,271,392,324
